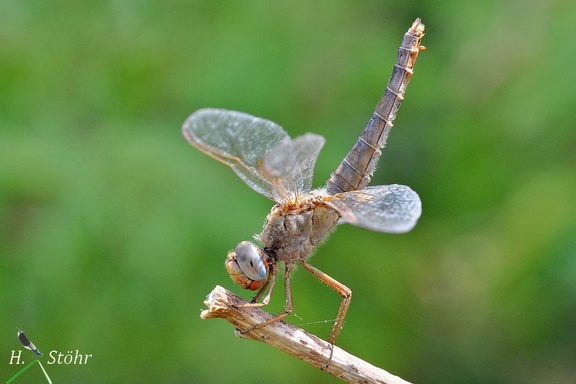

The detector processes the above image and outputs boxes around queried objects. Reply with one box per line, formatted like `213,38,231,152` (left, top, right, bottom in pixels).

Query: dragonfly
17,328,42,356
183,19,425,351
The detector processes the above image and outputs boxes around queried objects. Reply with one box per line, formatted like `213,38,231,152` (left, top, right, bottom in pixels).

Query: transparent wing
291,134,325,192
182,108,324,203
260,133,325,202
182,108,291,201
327,184,422,233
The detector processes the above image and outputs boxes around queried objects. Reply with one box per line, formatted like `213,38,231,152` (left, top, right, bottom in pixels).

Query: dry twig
201,285,413,384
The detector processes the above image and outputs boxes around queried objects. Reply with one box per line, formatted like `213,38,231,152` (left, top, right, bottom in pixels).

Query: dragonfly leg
252,263,277,306
239,262,295,334
299,260,352,349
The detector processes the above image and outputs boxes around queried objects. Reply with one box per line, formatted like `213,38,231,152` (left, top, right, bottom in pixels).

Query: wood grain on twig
201,286,412,384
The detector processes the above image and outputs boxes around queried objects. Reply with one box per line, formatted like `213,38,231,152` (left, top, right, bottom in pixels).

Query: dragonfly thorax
259,199,340,264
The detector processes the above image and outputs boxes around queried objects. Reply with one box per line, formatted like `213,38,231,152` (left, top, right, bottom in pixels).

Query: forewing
182,108,290,200
291,134,325,193
260,133,325,201
329,184,421,233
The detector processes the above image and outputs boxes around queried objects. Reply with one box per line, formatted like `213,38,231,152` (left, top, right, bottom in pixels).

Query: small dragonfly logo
17,328,42,356
7,328,52,384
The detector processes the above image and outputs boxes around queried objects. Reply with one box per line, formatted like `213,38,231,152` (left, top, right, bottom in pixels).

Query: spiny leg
300,260,352,359
239,263,295,334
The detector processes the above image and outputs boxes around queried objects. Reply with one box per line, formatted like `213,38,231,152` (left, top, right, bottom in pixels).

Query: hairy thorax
258,195,340,264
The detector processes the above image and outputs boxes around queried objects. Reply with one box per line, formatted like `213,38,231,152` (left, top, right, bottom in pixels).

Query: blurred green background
1,1,575,383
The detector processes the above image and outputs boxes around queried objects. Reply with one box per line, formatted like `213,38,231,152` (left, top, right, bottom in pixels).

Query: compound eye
234,241,267,281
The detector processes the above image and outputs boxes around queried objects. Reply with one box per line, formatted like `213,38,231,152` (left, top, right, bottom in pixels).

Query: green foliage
1,1,575,383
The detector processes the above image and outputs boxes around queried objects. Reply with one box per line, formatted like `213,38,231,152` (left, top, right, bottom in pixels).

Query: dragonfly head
225,241,268,291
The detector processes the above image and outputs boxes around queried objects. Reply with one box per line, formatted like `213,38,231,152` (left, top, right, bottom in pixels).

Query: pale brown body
182,19,425,361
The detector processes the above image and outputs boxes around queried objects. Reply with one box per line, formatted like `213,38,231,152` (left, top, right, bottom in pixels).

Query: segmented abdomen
326,19,425,195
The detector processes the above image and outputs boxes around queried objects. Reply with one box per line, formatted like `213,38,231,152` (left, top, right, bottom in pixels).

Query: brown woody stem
201,285,413,384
